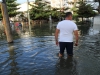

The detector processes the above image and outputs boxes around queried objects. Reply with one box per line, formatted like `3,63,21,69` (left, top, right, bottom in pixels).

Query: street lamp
27,0,31,35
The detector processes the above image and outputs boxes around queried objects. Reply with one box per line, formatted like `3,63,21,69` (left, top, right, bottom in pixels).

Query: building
17,0,79,12
50,0,67,8
13,1,35,21
47,0,79,12
17,1,35,12
67,0,78,8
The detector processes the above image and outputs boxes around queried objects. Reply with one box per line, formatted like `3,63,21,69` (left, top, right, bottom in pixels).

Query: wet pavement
0,24,100,75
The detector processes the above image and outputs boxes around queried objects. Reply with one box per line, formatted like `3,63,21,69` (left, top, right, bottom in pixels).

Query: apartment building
50,0,79,10
17,1,35,12
50,0,67,8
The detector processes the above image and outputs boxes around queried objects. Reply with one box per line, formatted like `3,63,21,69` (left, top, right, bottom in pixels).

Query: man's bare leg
67,55,73,58
59,53,64,58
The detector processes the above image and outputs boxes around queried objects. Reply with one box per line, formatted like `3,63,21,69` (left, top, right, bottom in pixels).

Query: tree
0,6,2,20
30,0,49,20
30,0,67,21
71,5,78,21
77,1,96,22
0,0,19,19
50,8,59,20
6,0,19,17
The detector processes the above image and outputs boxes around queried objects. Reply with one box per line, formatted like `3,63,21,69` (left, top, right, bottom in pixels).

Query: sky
17,0,34,3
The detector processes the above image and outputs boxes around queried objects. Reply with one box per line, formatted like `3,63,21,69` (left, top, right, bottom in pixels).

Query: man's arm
55,29,60,46
74,30,79,46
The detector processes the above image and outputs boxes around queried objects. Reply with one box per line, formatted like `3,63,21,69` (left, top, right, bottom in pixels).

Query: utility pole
59,0,62,21
27,0,31,35
1,0,13,43
98,1,100,13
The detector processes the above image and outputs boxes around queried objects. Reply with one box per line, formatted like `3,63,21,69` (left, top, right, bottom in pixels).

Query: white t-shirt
57,20,78,42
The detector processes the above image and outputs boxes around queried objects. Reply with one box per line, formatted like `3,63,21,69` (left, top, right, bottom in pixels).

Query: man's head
65,12,72,20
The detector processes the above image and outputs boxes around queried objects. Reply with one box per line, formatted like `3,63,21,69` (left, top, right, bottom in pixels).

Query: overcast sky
17,0,34,3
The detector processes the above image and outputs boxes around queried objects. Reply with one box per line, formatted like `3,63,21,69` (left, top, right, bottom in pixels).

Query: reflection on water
14,22,92,38
32,24,54,36
8,44,19,75
32,24,91,37
78,25,90,36
56,57,78,75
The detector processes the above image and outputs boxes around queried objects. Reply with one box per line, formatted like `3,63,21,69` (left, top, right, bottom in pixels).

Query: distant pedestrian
55,12,79,58
18,22,22,30
10,21,15,32
15,22,19,31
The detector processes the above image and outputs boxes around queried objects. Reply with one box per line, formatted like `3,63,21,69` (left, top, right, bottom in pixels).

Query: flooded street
0,23,100,75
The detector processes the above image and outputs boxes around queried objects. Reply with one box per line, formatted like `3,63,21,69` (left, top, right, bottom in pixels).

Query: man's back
55,12,79,57
57,20,78,42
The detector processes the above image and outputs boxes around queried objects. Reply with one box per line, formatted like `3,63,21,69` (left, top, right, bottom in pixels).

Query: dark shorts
59,42,73,56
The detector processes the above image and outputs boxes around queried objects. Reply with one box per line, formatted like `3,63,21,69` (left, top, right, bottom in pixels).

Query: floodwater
0,23,100,75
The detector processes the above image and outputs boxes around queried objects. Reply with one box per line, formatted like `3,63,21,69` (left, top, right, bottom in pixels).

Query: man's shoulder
69,21,77,25
58,20,67,24
57,20,64,25
68,20,74,23
57,20,77,25
58,20,65,23
60,20,74,23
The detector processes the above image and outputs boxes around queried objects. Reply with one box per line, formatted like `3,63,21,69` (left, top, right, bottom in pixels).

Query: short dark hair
65,12,72,17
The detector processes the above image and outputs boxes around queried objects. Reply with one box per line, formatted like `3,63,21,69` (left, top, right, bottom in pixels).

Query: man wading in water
55,12,79,58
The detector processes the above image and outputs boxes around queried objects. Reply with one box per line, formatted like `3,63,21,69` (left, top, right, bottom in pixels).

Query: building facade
17,1,35,12
50,0,67,8
50,0,78,9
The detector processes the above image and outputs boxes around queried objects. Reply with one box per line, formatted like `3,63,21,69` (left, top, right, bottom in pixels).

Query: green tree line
0,0,99,21
0,0,19,19
72,0,97,22
29,0,67,20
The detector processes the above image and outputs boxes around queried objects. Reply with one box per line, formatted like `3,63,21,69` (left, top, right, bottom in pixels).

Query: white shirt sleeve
57,22,60,29
73,23,78,31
